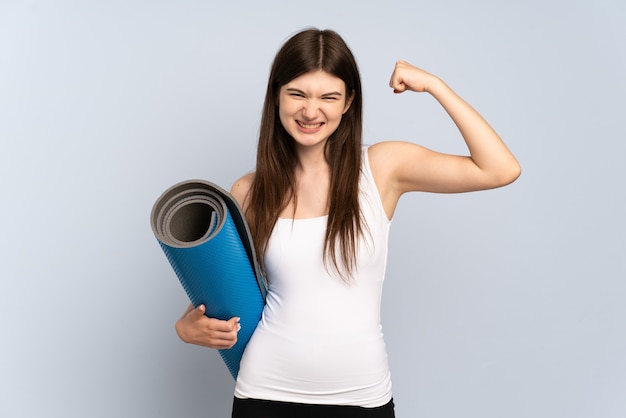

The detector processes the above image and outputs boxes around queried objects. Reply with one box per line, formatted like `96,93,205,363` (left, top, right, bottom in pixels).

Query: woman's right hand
175,304,240,349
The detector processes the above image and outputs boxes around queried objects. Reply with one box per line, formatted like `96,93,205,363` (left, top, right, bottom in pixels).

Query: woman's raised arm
369,60,521,217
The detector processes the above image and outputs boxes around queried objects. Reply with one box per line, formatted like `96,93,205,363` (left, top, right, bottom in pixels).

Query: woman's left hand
389,60,438,94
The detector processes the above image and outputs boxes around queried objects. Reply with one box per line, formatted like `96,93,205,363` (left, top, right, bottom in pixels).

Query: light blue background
1,1,625,417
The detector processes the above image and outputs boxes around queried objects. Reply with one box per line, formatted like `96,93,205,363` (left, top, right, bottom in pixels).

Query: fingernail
236,324,242,332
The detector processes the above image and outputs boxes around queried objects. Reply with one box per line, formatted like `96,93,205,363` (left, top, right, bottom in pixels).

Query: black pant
232,397,395,418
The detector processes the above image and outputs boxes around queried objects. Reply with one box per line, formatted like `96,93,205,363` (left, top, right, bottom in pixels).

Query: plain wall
1,0,625,417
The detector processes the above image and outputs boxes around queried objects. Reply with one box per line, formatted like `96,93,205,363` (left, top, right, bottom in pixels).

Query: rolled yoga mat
150,179,267,379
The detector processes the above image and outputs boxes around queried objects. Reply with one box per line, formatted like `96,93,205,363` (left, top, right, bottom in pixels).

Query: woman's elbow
493,162,522,188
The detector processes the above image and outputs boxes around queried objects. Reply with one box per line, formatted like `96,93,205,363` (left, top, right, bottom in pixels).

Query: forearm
426,77,521,182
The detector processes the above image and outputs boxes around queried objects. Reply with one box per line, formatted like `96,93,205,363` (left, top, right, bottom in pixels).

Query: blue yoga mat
150,179,266,379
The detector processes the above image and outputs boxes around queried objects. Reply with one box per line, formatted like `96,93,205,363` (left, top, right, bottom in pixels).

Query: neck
294,143,329,173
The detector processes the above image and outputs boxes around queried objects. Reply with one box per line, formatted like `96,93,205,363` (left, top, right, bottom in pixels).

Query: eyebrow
285,88,343,97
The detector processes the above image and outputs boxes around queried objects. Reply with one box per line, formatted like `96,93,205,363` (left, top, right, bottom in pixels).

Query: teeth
298,121,322,129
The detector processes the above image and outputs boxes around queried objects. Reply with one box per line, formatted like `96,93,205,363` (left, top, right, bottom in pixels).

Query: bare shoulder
367,141,429,176
367,141,397,167
367,141,434,214
230,172,255,209
367,141,428,219
368,140,428,157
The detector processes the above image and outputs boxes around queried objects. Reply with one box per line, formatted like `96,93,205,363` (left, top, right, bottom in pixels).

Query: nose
301,99,319,120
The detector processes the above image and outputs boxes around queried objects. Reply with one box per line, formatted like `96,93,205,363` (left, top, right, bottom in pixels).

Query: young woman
175,28,521,417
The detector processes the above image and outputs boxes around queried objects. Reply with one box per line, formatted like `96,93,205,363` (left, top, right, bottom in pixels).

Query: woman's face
278,70,354,150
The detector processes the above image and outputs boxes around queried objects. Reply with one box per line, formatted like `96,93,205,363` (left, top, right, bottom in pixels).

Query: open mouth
297,121,324,129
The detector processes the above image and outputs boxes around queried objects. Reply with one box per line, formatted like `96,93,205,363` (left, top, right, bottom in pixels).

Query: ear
343,89,355,114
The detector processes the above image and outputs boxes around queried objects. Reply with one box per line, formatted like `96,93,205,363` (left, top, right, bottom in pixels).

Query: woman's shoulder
365,141,427,219
367,140,429,172
230,172,255,208
366,141,405,175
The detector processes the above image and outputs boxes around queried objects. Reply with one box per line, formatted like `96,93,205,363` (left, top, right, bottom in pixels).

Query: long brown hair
247,28,364,279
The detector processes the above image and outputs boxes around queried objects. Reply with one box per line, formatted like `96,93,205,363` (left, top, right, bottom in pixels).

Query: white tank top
234,147,393,407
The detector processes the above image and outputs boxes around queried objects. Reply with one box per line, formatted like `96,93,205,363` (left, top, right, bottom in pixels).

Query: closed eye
285,88,306,98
